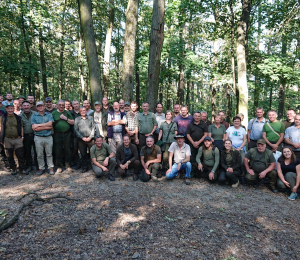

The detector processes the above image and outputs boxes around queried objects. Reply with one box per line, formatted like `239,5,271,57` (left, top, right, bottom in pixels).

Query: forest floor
0,162,299,260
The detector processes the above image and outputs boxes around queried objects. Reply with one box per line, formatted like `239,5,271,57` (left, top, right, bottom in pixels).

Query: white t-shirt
226,126,247,147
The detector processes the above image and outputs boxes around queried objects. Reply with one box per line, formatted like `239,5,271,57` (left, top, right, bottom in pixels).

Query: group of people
0,92,299,201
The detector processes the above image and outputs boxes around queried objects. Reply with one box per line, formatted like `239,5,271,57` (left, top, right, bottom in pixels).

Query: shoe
185,178,190,185
151,175,158,182
66,167,73,173
232,180,239,188
11,169,17,175
25,166,32,175
252,183,259,188
48,168,55,175
56,168,63,174
108,174,115,181
37,169,44,175
271,188,278,194
74,164,81,170
157,172,162,179
288,192,298,200
81,168,88,173
240,176,246,185
133,174,138,181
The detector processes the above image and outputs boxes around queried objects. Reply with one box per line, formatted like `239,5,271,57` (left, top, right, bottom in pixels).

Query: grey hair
57,99,65,104
72,100,79,105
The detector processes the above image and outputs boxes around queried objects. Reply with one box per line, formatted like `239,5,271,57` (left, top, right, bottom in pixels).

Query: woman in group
208,114,226,152
158,110,178,174
277,146,300,200
196,136,220,182
236,113,246,130
219,139,242,188
225,116,247,161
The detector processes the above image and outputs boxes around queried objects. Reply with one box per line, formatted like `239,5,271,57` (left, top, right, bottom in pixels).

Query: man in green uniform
20,100,37,173
52,99,74,174
244,139,278,193
90,135,116,181
262,110,285,152
0,103,26,175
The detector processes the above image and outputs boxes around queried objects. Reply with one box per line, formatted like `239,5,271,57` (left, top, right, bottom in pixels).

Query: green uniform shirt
20,110,37,134
52,110,73,132
5,116,19,138
245,148,276,173
90,143,113,162
208,124,226,140
0,105,5,111
262,121,285,142
196,146,220,173
226,152,233,167
137,112,158,134
160,121,178,143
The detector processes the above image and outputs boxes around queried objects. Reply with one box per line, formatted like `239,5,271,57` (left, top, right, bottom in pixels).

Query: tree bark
38,28,48,99
78,0,102,104
123,0,139,102
146,0,165,112
278,37,287,119
236,0,252,127
135,38,140,107
229,0,236,99
177,20,185,105
103,0,115,96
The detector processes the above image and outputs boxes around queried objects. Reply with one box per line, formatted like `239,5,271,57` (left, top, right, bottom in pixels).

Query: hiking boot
56,168,63,174
185,178,191,185
288,192,298,201
133,174,138,181
151,175,158,182
108,174,115,181
37,169,44,175
252,183,259,188
157,172,162,178
81,168,88,173
11,169,17,175
271,188,278,194
48,168,55,175
25,166,32,175
240,176,246,185
74,164,81,170
232,180,239,188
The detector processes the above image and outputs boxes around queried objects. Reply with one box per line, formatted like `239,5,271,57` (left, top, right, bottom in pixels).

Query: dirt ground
0,165,299,260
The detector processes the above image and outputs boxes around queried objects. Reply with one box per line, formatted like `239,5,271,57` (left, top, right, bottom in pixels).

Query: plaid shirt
126,111,139,131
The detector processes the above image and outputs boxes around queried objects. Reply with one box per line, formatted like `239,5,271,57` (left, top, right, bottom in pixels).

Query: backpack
248,147,272,168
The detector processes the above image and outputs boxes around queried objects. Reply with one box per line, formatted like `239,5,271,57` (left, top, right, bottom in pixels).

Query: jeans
166,162,192,179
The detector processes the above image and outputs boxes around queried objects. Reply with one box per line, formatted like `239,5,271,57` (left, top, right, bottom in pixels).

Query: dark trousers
117,160,140,176
248,139,257,149
138,133,147,152
190,145,199,177
294,151,300,160
72,137,80,164
153,133,159,143
23,133,38,168
266,141,282,152
197,163,218,183
54,131,72,168
245,169,277,189
219,170,240,184
140,163,161,182
78,138,95,169
92,158,116,178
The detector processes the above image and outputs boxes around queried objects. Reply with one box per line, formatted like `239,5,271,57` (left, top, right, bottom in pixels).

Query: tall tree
146,0,165,111
236,0,252,126
78,0,102,104
39,27,48,99
123,0,139,102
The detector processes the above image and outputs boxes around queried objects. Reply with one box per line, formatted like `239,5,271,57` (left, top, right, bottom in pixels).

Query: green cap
5,102,14,107
94,101,102,105
257,139,266,145
18,95,25,99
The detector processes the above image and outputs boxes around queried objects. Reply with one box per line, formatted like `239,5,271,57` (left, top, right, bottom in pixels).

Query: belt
24,133,34,136
250,139,257,142
34,135,51,137
6,136,21,140
55,130,70,134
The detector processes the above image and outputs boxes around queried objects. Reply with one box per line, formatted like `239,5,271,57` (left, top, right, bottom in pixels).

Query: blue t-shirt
31,112,54,136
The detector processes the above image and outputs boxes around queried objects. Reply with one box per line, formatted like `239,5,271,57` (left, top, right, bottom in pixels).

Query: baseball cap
36,101,44,106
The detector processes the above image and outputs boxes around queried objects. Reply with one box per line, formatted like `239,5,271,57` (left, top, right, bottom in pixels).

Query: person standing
83,100,94,116
262,110,285,152
136,102,158,151
27,94,37,111
70,100,81,169
208,114,226,152
154,103,165,143
187,111,208,177
0,103,26,175
13,99,21,115
200,111,212,127
125,101,139,145
282,109,296,129
119,99,125,113
107,102,126,154
0,94,5,111
20,100,37,173
52,99,74,174
2,93,13,107
90,101,108,138
174,105,193,142
74,106,95,173
284,114,300,159
31,101,55,175
45,97,56,113
101,97,113,113
218,111,230,130
247,107,267,149
172,104,181,119
124,102,131,113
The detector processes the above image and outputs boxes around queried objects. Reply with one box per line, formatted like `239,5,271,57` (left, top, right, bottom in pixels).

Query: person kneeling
116,134,140,181
140,136,162,182
196,136,220,183
90,135,116,181
219,139,242,188
244,139,278,193
166,133,192,185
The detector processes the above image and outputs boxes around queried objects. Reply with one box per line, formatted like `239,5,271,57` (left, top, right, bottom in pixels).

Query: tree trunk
236,0,251,127
177,17,185,105
146,0,165,112
123,0,139,102
39,28,48,99
58,3,66,100
278,37,287,119
229,0,236,98
78,0,102,104
103,0,115,96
